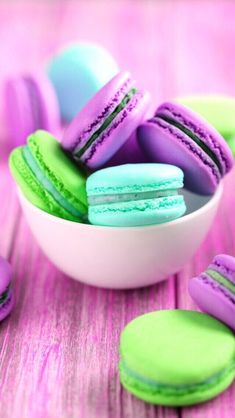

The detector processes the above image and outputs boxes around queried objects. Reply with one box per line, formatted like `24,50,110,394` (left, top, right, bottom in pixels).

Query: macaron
47,42,119,122
189,254,235,331
0,256,14,321
137,102,234,195
177,95,235,155
9,130,87,222
119,310,235,406
62,71,150,170
86,164,186,227
5,73,60,148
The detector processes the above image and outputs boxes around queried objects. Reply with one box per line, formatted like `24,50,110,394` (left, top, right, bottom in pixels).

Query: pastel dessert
177,95,235,155
189,254,235,331
5,73,60,148
137,102,234,195
119,310,235,406
62,71,150,170
86,163,186,227
0,256,14,321
9,130,87,222
47,42,119,122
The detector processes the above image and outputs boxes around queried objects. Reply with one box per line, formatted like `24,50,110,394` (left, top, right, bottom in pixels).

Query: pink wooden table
0,1,235,417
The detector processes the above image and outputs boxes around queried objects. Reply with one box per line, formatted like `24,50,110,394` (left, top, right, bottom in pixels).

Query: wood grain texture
0,1,235,417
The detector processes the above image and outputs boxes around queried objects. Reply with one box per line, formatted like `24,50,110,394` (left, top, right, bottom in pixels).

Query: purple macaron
5,73,60,148
137,102,234,195
0,256,14,321
62,71,150,170
189,254,235,331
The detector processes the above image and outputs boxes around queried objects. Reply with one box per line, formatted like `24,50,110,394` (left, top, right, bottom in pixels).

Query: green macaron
119,310,235,406
9,130,88,221
177,95,235,155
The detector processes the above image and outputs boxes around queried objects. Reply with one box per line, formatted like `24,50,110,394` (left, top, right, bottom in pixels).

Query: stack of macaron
9,69,234,227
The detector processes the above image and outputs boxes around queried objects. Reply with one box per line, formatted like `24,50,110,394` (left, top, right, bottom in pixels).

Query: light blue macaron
86,164,186,227
47,42,119,122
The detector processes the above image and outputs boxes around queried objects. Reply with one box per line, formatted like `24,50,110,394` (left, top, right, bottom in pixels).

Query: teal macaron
86,164,186,227
9,130,88,222
119,310,235,406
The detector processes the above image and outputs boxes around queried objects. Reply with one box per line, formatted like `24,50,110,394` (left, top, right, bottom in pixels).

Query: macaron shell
209,254,235,283
88,195,186,227
138,120,219,195
82,90,150,169
62,71,133,152
189,276,235,331
0,256,12,294
0,289,14,322
87,163,184,193
157,102,233,175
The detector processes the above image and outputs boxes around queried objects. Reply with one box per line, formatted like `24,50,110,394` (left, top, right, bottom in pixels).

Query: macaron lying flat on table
119,310,235,406
137,102,234,195
62,71,150,170
86,164,186,227
0,256,14,321
189,254,235,331
9,130,87,222
48,42,119,122
5,73,60,148
177,95,235,155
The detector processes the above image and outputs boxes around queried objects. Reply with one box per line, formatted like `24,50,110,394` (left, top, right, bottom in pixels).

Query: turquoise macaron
86,164,186,227
47,42,119,122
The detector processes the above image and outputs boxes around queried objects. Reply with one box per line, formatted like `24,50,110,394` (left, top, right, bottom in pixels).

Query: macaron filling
88,189,178,205
22,146,84,218
0,285,10,305
206,269,235,294
155,114,222,174
120,359,235,395
75,88,138,158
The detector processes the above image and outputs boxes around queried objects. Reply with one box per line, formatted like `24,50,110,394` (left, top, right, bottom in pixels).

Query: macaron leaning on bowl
137,101,234,195
9,130,88,222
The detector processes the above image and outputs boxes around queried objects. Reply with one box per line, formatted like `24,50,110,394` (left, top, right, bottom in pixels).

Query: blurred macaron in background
47,42,119,122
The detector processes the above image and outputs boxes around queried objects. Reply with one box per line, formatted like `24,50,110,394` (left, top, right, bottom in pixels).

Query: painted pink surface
0,1,235,417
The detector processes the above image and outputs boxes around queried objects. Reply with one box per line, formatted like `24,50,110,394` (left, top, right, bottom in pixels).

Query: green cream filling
120,360,235,394
22,146,83,218
157,114,222,174
0,285,10,305
206,269,235,294
75,88,137,158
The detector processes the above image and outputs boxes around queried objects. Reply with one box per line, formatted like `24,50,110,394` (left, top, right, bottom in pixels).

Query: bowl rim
17,183,223,231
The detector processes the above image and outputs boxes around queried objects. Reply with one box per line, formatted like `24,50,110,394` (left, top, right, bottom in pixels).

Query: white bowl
18,185,223,289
